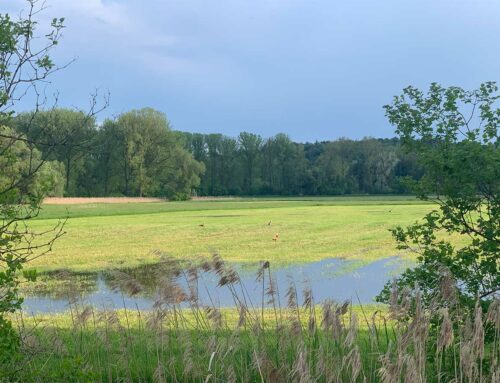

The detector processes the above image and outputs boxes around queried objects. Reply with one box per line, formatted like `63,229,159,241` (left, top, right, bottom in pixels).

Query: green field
12,197,493,383
28,196,437,273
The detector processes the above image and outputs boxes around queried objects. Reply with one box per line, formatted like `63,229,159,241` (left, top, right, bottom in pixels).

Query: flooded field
22,256,411,313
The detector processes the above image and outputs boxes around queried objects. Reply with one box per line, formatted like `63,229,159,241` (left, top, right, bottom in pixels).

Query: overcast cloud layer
3,0,500,141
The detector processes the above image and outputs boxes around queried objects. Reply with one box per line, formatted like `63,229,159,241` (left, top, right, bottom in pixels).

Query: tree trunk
65,156,71,195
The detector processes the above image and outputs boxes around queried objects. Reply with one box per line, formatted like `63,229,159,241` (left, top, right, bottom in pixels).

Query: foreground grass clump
11,255,499,382
27,197,440,273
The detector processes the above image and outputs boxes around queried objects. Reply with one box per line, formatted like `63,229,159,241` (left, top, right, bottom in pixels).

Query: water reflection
22,257,411,313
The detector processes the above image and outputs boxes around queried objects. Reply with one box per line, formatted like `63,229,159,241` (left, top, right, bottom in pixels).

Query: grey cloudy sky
4,0,500,141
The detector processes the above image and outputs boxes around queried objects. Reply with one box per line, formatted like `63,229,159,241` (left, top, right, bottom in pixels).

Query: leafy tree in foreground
378,82,499,309
0,1,102,375
1,2,64,370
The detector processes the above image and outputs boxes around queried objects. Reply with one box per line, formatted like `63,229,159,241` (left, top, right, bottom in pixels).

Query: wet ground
22,256,411,313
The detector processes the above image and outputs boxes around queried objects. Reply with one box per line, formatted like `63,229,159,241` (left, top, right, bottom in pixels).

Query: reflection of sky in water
22,257,411,314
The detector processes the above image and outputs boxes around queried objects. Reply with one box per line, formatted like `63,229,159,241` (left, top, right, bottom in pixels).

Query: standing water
22,256,410,314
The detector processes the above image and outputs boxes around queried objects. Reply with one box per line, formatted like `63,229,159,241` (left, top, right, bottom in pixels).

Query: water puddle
22,257,412,313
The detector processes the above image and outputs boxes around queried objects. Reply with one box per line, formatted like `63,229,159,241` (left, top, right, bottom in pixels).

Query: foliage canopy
378,82,499,308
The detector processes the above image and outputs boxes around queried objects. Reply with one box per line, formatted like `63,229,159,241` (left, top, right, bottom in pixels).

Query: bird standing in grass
268,220,272,226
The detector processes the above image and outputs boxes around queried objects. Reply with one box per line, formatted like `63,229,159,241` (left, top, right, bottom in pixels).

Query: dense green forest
179,131,422,196
9,107,423,198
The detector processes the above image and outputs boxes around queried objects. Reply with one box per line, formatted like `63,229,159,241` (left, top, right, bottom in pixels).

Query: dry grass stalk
472,303,485,359
17,258,500,382
291,343,313,383
108,270,143,296
75,305,93,327
153,363,166,383
438,308,454,352
205,306,223,329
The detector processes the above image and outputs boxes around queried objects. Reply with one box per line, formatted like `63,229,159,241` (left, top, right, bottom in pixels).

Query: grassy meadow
8,197,497,382
28,196,435,273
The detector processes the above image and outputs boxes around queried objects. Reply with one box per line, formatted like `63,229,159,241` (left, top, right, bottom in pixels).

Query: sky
3,0,500,142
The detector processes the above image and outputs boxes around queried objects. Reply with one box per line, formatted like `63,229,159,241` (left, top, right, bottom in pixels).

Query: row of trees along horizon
7,107,423,200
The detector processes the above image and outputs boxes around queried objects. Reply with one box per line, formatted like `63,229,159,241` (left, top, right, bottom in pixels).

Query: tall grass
11,254,499,382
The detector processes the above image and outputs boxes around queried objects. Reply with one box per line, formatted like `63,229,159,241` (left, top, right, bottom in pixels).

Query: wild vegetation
8,110,424,198
8,255,500,382
0,1,498,382
378,82,499,310
0,0,70,369
10,108,204,200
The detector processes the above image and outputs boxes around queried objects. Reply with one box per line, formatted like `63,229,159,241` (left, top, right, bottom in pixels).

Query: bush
378,83,499,311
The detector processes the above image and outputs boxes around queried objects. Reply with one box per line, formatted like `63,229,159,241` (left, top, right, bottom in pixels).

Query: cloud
37,0,194,77
50,0,130,29
4,0,500,140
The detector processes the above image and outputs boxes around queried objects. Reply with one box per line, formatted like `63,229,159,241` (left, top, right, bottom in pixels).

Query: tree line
8,107,423,199
179,131,423,196
9,108,203,200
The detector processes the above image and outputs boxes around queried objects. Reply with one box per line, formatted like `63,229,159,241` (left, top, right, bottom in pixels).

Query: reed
11,254,499,382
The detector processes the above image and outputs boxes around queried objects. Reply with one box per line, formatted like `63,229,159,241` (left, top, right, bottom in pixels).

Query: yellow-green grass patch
25,197,447,273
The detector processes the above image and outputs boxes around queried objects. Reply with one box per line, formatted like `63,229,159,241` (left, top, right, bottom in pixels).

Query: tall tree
93,119,122,196
113,108,204,198
238,132,262,194
12,109,97,195
219,136,239,194
205,133,223,195
261,133,306,194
